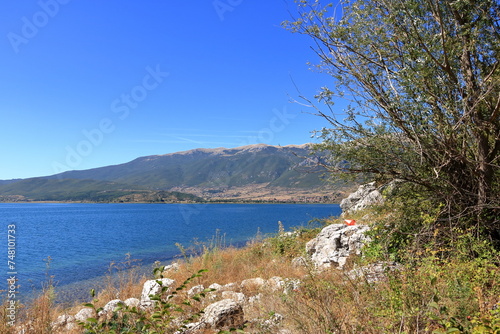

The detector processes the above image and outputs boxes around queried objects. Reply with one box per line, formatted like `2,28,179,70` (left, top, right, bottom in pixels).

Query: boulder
282,278,301,294
277,330,293,334
74,307,96,323
340,182,383,214
207,283,223,301
124,297,140,308
221,282,238,291
248,313,285,332
248,293,262,305
266,276,285,292
201,299,245,329
98,299,124,317
52,314,77,331
187,284,205,298
262,313,284,330
222,291,246,304
208,283,222,291
140,278,176,307
162,262,180,275
240,277,266,293
306,224,370,269
264,276,300,294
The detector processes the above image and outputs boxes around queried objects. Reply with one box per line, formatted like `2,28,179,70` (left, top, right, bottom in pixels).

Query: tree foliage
284,0,500,243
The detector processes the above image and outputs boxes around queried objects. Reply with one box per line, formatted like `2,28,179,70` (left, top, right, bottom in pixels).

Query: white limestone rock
262,313,284,329
201,299,245,329
240,277,266,294
266,276,285,292
221,291,246,304
140,278,176,307
340,182,383,214
75,307,96,323
52,314,77,331
98,299,124,316
248,293,262,305
187,284,205,298
162,262,180,275
124,297,140,308
283,278,302,294
221,282,238,291
306,224,370,269
208,283,222,291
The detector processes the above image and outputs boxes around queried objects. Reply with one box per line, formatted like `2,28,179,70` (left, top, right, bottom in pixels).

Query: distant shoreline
0,199,340,205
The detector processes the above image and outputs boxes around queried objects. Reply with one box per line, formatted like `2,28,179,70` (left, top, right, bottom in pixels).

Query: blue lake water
0,203,341,302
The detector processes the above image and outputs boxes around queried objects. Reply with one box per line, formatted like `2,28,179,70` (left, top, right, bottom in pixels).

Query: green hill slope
45,144,329,189
0,144,344,202
0,178,201,202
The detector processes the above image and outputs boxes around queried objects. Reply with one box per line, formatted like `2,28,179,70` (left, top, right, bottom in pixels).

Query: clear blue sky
0,1,338,180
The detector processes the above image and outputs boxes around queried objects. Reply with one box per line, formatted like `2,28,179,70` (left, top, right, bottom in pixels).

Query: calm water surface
0,203,341,302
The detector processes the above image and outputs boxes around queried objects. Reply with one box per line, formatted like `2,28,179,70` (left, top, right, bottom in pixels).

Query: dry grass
95,254,147,304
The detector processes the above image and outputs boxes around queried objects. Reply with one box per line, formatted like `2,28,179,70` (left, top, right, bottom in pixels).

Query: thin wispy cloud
154,129,263,137
157,133,254,139
128,138,239,146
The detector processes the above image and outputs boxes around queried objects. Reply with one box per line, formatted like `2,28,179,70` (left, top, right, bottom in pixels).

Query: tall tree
284,0,500,242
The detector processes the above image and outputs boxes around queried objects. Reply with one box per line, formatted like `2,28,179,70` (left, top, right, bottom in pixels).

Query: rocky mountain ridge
0,144,351,202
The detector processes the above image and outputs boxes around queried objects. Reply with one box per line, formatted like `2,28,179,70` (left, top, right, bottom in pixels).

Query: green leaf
428,301,439,310
430,276,437,286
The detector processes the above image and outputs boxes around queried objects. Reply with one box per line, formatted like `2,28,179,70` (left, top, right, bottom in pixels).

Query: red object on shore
344,219,356,226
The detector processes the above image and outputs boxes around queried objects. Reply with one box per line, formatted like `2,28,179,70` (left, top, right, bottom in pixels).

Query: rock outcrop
161,262,180,275
221,291,247,304
340,182,383,214
240,277,266,294
140,278,176,307
187,284,204,298
52,314,77,332
201,299,245,329
124,297,140,308
306,224,371,269
98,299,124,317
74,307,96,323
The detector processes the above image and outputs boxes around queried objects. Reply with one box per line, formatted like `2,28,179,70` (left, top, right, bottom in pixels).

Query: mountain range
0,144,352,203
